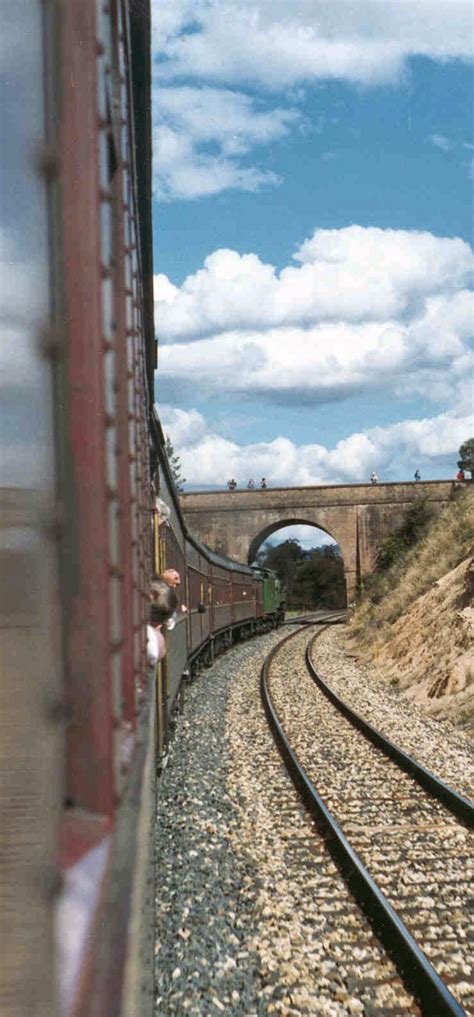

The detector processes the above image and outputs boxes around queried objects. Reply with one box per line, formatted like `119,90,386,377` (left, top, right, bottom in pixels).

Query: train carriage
152,444,189,723
184,539,211,657
209,559,234,636
1,2,157,1015
0,3,285,1016
232,566,257,628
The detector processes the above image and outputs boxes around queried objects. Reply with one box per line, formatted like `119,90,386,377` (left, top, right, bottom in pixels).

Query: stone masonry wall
181,481,455,603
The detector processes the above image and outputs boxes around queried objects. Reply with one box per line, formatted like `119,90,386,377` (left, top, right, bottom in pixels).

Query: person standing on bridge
247,479,256,489
370,471,378,484
414,469,421,481
260,478,267,489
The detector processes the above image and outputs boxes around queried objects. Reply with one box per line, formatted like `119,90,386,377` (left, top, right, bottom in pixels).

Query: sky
151,0,473,495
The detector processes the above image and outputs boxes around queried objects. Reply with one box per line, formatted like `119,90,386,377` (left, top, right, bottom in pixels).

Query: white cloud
154,85,299,200
151,1,473,199
151,1,200,53
155,228,473,341
429,133,452,151
153,122,279,202
155,1,473,91
154,273,178,306
157,404,473,488
158,87,300,154
154,227,474,407
157,311,473,407
152,85,297,200
156,404,208,447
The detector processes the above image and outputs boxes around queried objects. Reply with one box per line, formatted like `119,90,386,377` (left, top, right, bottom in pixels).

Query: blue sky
151,1,473,491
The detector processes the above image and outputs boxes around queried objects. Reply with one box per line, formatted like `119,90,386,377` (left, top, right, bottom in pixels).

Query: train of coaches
1,5,284,1016
149,454,286,762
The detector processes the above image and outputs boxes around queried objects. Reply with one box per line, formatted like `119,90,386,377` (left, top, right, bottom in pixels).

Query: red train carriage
233,567,257,627
1,4,284,1017
58,3,157,1015
2,2,156,1015
186,541,211,657
209,559,234,638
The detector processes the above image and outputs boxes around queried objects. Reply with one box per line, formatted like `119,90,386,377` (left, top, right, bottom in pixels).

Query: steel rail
280,610,348,627
261,628,467,1017
306,634,474,828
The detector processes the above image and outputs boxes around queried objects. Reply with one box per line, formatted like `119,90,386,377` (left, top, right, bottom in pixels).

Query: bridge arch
248,517,340,564
249,519,347,608
241,506,356,599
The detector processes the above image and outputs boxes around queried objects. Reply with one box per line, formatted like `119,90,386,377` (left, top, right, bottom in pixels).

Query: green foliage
257,539,346,609
292,546,346,610
256,539,304,596
358,497,437,605
375,497,434,574
375,534,408,572
458,437,474,475
164,435,186,492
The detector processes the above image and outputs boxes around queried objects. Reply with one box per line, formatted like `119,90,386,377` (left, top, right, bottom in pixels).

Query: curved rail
306,633,474,828
261,627,466,1017
280,609,348,627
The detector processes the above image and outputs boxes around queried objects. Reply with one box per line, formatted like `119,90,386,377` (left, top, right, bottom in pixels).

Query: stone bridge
180,480,456,602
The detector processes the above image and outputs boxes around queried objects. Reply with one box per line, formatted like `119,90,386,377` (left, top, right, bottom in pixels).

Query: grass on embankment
352,487,474,645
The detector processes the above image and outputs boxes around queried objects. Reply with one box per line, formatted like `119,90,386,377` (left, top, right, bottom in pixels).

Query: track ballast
155,622,473,1016
263,624,473,1016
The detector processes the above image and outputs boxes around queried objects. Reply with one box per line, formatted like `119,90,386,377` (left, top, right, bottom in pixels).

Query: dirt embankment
368,557,474,731
350,490,474,733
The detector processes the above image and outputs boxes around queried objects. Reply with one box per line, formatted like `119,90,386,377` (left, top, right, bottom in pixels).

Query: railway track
280,609,349,627
262,624,474,1017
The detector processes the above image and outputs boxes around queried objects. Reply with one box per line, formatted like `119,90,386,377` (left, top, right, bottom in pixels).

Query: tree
257,539,346,609
256,539,305,598
458,438,474,477
375,497,434,573
164,435,186,492
292,546,346,610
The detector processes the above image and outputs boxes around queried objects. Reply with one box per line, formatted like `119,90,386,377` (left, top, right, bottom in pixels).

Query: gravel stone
155,629,426,1015
319,626,473,799
267,625,473,1014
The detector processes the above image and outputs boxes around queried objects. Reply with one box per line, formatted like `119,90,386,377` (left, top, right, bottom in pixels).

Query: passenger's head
149,579,178,625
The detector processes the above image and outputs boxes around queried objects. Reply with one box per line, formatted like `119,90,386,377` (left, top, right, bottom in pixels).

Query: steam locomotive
0,3,283,1016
